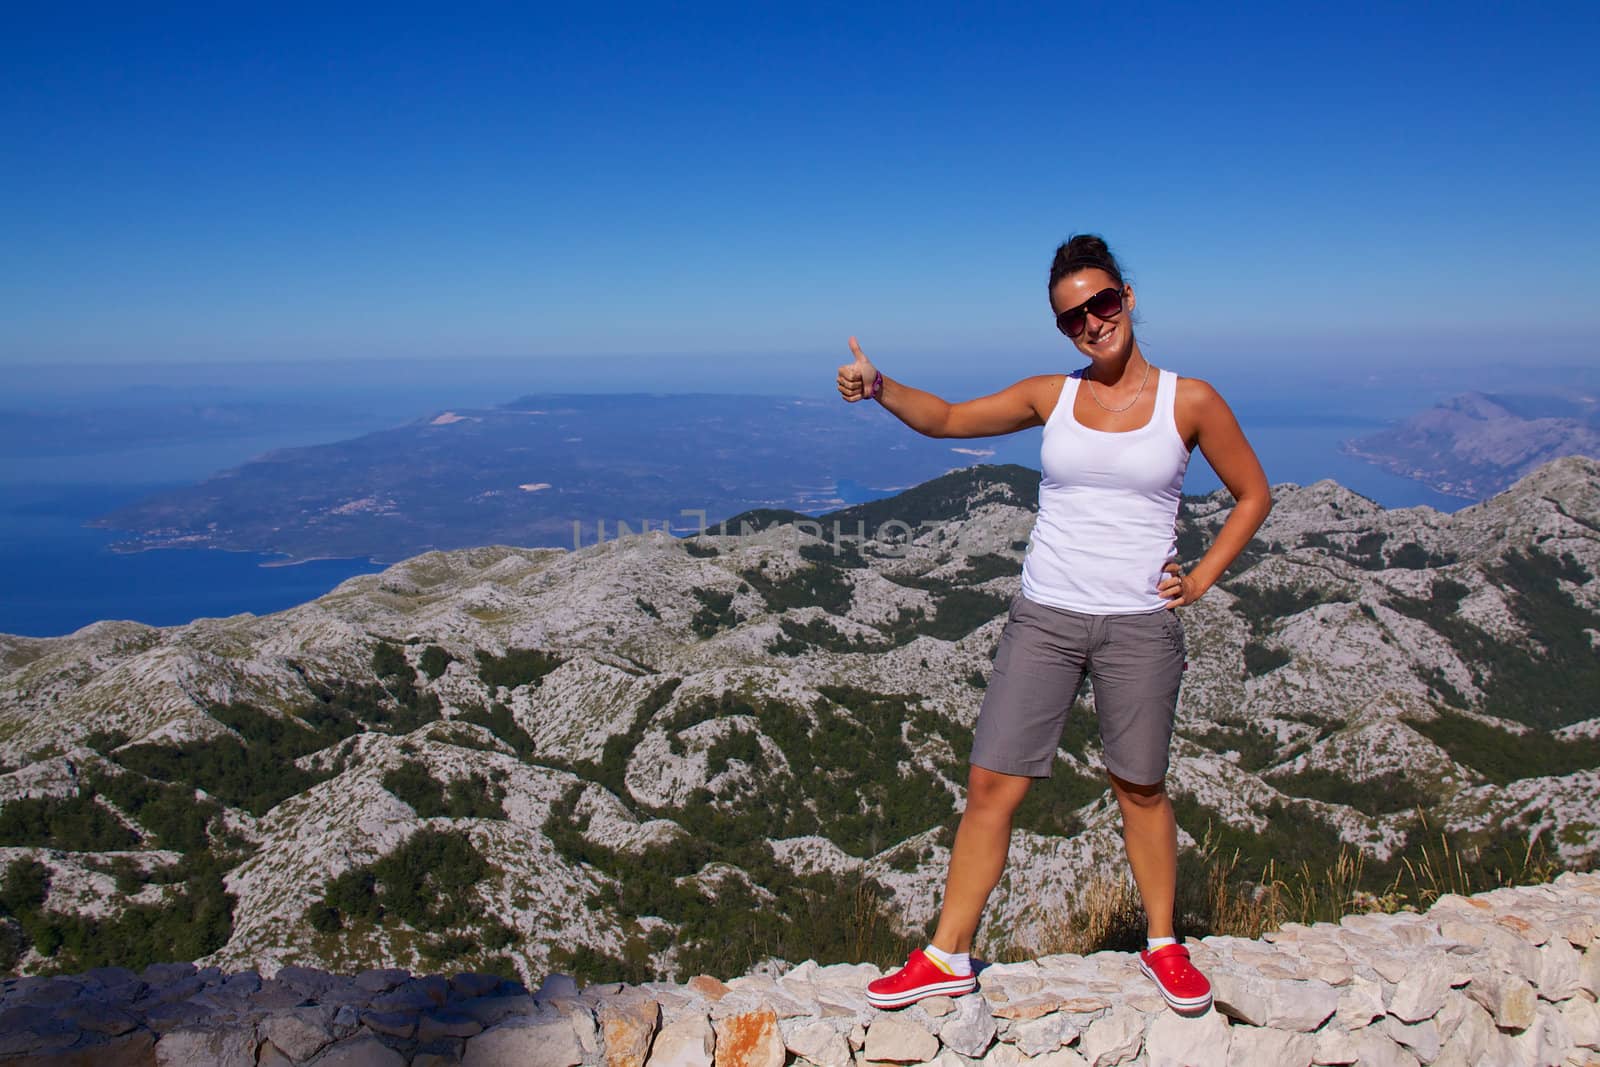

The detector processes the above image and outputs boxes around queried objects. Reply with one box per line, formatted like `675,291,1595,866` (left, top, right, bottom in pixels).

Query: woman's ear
1123,284,1137,315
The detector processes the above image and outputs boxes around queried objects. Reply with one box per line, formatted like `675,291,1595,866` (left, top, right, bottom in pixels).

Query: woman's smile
1087,322,1118,349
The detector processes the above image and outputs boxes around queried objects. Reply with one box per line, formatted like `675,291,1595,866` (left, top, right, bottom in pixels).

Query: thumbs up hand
837,336,879,403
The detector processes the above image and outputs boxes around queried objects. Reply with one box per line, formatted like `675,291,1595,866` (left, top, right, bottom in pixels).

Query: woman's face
1050,268,1136,363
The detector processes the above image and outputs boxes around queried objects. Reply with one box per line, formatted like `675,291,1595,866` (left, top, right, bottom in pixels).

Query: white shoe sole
865,976,978,1009
1138,959,1213,1011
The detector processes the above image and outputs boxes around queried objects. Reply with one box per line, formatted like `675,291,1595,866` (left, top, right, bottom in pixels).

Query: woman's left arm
1163,379,1273,608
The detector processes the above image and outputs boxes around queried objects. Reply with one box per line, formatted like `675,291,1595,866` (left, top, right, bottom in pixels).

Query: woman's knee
964,765,1032,815
1108,770,1167,810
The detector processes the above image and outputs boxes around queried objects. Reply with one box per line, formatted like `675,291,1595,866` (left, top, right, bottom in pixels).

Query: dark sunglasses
1055,286,1126,338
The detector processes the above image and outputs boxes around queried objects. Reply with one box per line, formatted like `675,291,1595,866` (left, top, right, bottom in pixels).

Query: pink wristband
870,370,883,401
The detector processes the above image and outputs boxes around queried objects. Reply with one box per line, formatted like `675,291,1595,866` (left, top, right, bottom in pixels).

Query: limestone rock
863,1016,938,1064
1227,1026,1316,1067
259,1008,335,1062
1560,994,1600,1050
536,974,578,999
601,997,662,1067
1211,972,1338,1031
1537,936,1582,1000
1581,944,1600,996
1380,1015,1441,1063
1333,977,1386,1030
452,973,506,999
569,1003,600,1054
361,1010,417,1039
1144,1007,1230,1067
937,992,997,1058
1312,1025,1359,1065
419,1010,485,1042
648,1013,716,1067
460,994,538,1028
465,1015,585,1067
1078,1007,1143,1067
977,1045,1025,1066
153,1026,256,1067
1031,1051,1089,1067
713,1008,784,1067
688,976,733,1002
1388,965,1448,1022
1465,971,1538,1030
1432,998,1495,1067
354,968,411,993
315,1035,409,1066
1347,1028,1422,1067
1007,1012,1080,1057
785,1020,851,1067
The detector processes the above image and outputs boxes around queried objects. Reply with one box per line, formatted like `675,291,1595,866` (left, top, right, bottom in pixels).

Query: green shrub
1410,709,1600,784
1242,640,1291,677
2,854,234,973
800,541,867,569
768,616,887,656
91,773,220,853
455,703,537,761
1187,726,1278,771
382,760,506,820
1387,542,1456,570
689,588,740,637
313,829,491,934
1267,768,1432,815
475,648,566,691
705,728,763,776
1227,583,1341,635
0,793,140,851
0,858,50,916
419,645,454,680
741,562,853,615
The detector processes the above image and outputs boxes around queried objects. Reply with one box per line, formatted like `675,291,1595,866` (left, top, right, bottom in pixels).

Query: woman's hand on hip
1158,561,1206,608
837,337,879,402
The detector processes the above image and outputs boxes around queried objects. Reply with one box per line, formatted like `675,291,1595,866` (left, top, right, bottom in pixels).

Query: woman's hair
1049,233,1125,293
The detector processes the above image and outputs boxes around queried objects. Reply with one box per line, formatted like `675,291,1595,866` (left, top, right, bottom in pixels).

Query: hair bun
1049,232,1125,290
1063,234,1110,259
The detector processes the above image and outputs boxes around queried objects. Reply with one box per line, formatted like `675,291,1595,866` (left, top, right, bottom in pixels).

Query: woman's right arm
836,336,1052,439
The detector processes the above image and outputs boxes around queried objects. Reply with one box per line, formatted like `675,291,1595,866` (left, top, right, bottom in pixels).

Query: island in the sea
1343,390,1599,500
88,393,1010,564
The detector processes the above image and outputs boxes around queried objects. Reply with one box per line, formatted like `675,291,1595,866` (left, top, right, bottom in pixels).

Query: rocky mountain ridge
1,457,1597,987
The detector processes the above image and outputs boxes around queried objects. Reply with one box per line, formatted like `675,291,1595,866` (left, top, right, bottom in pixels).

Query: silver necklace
1085,358,1151,414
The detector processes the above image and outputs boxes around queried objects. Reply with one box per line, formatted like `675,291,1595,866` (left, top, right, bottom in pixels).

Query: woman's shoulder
1173,374,1223,403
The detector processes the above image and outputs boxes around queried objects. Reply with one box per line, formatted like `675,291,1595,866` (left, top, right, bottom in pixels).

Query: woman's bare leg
929,765,1033,954
1108,771,1177,939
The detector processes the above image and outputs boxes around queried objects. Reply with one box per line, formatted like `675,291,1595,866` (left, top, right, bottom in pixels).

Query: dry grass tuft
1017,816,1565,959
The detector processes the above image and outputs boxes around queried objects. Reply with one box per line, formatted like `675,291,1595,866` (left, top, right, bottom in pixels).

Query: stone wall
3,873,1600,1066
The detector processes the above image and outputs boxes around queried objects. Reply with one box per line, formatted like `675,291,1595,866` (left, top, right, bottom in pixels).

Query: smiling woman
836,233,1273,1016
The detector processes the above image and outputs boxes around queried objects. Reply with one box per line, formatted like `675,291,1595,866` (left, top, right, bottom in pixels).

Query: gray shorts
970,590,1186,786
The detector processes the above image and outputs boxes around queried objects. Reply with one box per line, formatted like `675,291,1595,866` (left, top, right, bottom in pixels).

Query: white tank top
1019,367,1190,614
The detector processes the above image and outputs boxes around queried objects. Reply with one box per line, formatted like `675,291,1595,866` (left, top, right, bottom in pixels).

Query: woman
834,234,1270,1015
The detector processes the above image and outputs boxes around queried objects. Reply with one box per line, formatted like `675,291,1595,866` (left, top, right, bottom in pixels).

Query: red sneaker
1139,943,1212,1013
866,949,977,1009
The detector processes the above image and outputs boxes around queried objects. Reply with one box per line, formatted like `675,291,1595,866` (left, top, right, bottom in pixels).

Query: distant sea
0,408,1468,639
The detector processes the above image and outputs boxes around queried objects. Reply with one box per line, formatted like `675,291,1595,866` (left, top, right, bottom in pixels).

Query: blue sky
3,3,1596,384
